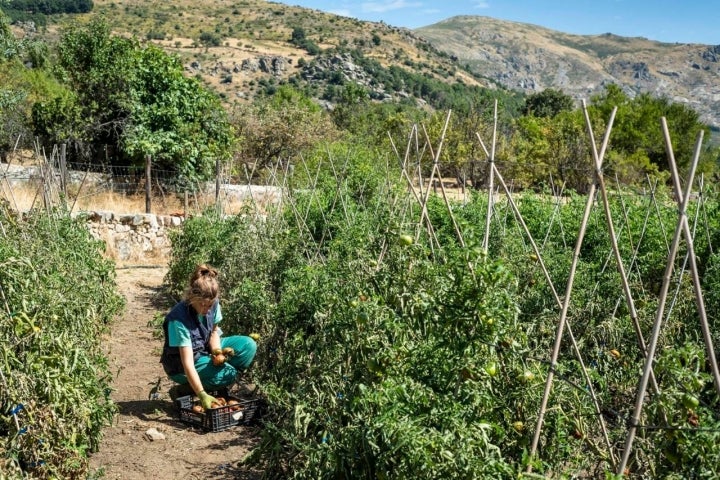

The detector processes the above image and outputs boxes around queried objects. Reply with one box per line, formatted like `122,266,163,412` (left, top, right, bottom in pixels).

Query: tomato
222,347,234,357
249,332,260,341
682,393,699,409
398,234,413,246
212,353,226,366
356,311,369,324
609,349,621,359
520,370,535,383
484,362,498,377
512,421,524,432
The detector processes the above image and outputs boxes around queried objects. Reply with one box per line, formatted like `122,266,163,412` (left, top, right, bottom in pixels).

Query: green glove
198,390,217,410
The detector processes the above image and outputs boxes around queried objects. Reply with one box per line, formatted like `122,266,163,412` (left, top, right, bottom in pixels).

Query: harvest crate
175,393,266,432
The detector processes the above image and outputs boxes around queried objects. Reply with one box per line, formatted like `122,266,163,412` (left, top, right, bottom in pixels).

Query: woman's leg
170,354,239,391
221,335,257,370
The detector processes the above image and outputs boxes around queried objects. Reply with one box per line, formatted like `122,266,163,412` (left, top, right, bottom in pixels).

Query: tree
589,83,714,176
32,19,234,181
232,85,338,178
521,88,576,118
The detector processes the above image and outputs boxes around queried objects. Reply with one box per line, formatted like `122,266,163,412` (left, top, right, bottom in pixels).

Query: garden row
0,204,124,479
165,144,720,478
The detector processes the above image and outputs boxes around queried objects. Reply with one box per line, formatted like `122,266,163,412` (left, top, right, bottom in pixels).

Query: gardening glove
198,390,218,410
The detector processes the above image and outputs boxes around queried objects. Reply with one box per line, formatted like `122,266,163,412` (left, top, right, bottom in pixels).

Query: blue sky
271,0,719,45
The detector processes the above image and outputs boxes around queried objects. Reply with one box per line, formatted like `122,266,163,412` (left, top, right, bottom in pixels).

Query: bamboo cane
528,105,615,470
616,123,705,474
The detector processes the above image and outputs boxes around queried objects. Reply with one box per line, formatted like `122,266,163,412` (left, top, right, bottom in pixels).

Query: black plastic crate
175,393,266,432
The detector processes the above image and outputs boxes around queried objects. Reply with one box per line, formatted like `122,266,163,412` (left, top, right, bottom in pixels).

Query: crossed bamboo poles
231,101,720,476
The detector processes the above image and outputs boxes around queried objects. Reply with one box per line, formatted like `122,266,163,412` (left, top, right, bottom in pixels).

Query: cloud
361,0,423,14
329,9,352,18
473,1,490,8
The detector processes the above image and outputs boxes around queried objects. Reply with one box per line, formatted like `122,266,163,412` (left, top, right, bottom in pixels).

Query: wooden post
215,158,221,213
184,191,189,218
59,143,68,195
145,154,151,214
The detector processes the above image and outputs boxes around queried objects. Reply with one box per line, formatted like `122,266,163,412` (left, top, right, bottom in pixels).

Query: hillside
416,15,720,128
37,0,490,107
9,2,720,131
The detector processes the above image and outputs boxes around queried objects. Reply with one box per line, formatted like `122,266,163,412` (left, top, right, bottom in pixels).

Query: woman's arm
208,325,222,355
179,346,205,395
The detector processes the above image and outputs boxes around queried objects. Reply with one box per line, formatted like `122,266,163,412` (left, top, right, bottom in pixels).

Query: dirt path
89,265,261,480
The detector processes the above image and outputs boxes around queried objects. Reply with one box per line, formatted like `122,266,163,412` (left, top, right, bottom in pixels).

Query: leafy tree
0,7,19,60
232,85,338,177
330,82,370,131
509,109,592,192
589,83,714,176
521,88,575,118
8,0,93,14
32,19,234,181
290,25,320,55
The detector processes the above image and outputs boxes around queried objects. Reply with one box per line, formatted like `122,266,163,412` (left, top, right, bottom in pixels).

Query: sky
271,0,719,45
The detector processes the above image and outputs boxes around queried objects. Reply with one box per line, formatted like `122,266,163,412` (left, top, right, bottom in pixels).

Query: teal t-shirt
167,303,223,348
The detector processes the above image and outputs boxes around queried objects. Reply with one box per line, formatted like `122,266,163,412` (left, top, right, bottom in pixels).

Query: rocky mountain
415,16,720,129
22,2,719,129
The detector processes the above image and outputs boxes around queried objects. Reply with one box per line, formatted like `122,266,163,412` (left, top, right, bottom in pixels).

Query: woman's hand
198,391,218,410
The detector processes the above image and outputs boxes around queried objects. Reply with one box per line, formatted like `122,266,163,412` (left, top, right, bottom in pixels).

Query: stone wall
78,210,185,264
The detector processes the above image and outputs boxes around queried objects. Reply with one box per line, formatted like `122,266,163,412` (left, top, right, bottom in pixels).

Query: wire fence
0,151,285,216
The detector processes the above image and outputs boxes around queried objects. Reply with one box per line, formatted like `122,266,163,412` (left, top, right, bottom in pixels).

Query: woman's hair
183,264,219,303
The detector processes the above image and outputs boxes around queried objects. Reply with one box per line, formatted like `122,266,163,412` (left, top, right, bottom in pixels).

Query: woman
160,264,256,409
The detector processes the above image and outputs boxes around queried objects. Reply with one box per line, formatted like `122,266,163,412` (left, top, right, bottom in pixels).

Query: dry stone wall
78,210,185,264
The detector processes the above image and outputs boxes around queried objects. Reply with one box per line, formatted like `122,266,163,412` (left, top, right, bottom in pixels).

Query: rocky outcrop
416,16,720,128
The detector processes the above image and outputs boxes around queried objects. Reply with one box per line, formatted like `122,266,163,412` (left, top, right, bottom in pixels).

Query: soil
88,265,262,480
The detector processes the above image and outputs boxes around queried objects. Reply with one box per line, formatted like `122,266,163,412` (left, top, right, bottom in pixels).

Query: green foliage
589,84,715,175
33,18,234,181
166,150,720,477
289,26,320,55
521,88,576,118
0,204,124,478
232,85,338,176
509,110,593,192
0,8,20,60
0,22,65,160
7,0,93,15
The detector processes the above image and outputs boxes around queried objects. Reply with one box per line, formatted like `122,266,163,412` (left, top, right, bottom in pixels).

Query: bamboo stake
661,124,720,397
420,123,466,249
616,123,706,475
582,102,666,424
527,105,615,471
698,174,714,256
493,163,615,463
416,112,451,243
664,191,703,321
483,100,498,250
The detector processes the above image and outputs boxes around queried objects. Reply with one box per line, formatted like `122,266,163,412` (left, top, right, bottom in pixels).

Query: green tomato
398,234,413,246
682,393,699,409
512,421,524,432
484,362,498,377
520,370,535,383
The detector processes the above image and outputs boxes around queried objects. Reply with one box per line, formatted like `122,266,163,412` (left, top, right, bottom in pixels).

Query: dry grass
0,181,260,216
